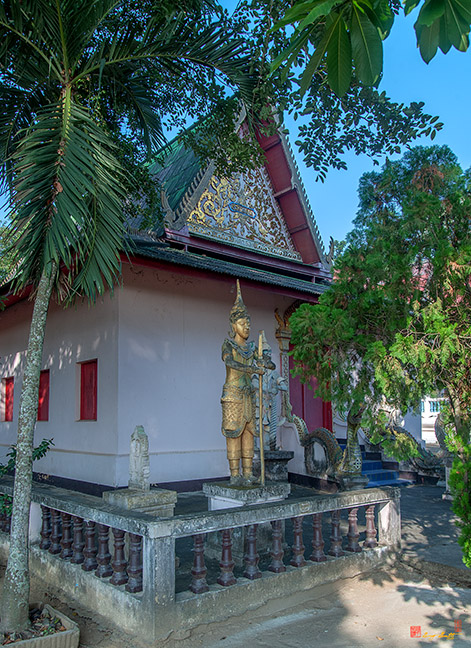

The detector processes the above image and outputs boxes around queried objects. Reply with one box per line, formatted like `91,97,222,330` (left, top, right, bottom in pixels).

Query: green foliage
0,0,260,303
270,0,470,97
293,83,442,180
0,439,54,516
369,427,420,461
352,144,471,564
0,226,16,284
449,453,471,567
291,144,471,564
230,1,443,181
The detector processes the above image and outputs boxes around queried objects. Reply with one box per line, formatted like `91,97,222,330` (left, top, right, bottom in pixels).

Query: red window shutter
80,360,97,420
4,377,14,422
37,370,50,421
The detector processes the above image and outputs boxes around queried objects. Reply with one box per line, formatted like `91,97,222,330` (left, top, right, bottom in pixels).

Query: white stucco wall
116,264,296,486
0,292,119,485
1,264,313,488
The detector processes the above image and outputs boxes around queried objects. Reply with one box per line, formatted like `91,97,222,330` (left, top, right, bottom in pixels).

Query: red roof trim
256,130,321,266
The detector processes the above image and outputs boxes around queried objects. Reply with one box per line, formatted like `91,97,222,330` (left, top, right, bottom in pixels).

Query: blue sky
291,13,471,248
2,10,469,249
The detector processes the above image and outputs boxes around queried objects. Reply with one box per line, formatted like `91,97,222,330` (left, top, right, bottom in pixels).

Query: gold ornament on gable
187,167,301,261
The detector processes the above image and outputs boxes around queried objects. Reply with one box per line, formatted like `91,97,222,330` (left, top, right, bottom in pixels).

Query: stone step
363,469,399,482
362,460,383,471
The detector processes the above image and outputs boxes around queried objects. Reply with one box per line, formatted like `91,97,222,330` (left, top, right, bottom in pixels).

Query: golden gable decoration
187,166,302,261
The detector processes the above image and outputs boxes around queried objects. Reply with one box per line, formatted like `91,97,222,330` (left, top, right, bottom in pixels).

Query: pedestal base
203,481,291,510
253,450,295,482
202,482,291,564
103,487,177,517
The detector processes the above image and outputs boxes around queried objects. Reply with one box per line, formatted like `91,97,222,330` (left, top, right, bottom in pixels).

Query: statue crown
229,279,250,323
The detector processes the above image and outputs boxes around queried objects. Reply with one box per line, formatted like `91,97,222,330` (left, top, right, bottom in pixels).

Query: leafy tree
229,0,444,181
0,225,16,283
366,147,471,566
270,0,471,98
289,196,421,475
0,0,258,633
290,144,471,566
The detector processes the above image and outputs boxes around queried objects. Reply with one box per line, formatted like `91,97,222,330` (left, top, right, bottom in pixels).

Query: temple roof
128,233,329,297
148,138,201,213
143,122,332,272
1,122,333,307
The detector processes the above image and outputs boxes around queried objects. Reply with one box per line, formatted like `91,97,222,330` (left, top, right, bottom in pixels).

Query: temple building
0,125,335,493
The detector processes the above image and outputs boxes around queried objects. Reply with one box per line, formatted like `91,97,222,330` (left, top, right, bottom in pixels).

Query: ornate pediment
186,166,301,261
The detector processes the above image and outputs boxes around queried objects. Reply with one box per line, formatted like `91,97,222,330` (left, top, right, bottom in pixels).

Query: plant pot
3,604,80,648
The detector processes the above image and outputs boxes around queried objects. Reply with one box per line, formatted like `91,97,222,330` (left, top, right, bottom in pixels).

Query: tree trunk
0,266,55,633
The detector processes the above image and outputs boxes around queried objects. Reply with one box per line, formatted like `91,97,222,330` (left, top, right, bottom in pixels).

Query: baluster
82,521,98,571
310,513,327,562
110,528,128,585
189,534,209,593
60,513,73,560
243,524,261,580
39,506,51,550
217,529,236,586
290,516,307,567
48,509,62,555
346,507,362,552
71,516,85,564
95,524,113,578
328,509,344,557
269,519,286,573
363,505,378,548
126,534,143,593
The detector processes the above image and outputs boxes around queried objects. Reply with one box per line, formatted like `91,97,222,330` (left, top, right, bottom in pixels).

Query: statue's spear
258,330,266,486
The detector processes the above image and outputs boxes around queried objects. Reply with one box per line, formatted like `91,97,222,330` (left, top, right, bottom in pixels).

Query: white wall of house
0,291,120,485
1,264,309,488
115,264,296,487
421,397,447,444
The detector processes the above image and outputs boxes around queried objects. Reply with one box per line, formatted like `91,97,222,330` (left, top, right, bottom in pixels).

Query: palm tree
0,0,257,633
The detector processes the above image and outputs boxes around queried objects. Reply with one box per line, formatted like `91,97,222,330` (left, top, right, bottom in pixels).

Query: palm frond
8,99,126,301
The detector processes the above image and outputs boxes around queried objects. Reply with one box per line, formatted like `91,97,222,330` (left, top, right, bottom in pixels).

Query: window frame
2,377,14,422
79,359,98,421
37,369,50,422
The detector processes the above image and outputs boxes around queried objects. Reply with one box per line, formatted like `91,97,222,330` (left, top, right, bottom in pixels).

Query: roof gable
149,123,330,269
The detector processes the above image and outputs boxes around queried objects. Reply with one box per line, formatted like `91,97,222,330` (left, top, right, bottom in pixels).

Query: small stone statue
128,425,150,491
255,334,287,451
221,281,266,486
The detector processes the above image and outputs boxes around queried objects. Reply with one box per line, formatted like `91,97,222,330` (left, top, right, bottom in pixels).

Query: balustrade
31,499,384,594
60,513,73,560
189,533,209,593
290,516,306,567
310,512,327,562
33,507,143,590
0,478,398,613
71,516,85,564
217,529,236,586
96,524,113,578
